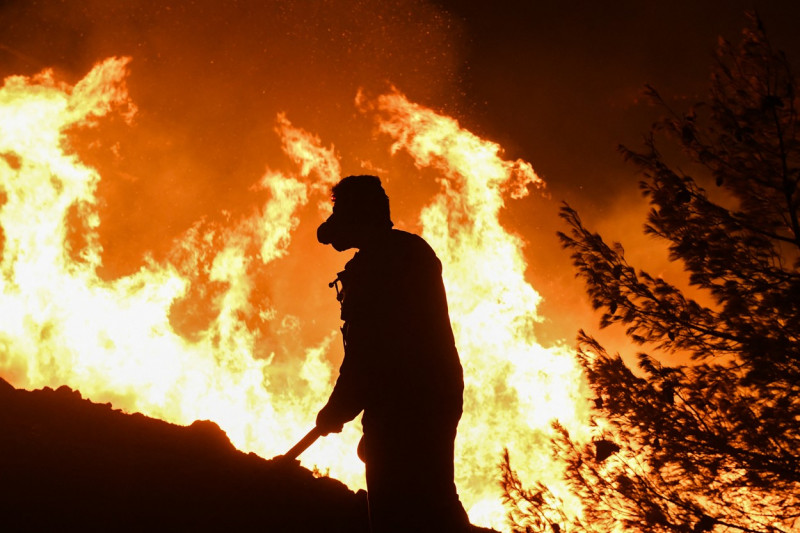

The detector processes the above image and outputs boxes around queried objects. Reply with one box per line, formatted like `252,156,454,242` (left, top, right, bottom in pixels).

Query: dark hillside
0,377,369,532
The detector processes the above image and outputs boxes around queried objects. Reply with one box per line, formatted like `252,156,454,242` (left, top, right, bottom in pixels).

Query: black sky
434,1,800,200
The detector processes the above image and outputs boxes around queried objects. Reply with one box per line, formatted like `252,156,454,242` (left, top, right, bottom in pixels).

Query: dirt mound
0,377,368,532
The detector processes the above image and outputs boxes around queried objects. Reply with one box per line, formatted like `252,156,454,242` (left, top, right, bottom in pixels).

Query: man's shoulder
384,230,444,278
345,229,441,276
388,229,432,250
388,229,438,259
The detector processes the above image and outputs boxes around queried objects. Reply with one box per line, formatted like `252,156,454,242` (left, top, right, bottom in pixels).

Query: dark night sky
434,1,800,202
2,0,800,347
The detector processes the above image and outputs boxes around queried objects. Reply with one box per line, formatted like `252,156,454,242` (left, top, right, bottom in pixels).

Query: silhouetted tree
502,15,800,533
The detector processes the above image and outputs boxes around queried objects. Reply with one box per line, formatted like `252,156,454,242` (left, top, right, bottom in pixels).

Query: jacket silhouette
316,175,470,532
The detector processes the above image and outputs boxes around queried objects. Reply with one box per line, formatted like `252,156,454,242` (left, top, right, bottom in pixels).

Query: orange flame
360,89,591,524
0,59,589,530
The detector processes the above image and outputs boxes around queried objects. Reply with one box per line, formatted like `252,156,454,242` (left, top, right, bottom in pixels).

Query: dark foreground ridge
0,377,369,532
0,377,501,532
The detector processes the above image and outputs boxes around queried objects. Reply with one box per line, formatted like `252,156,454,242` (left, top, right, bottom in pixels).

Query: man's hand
316,405,344,436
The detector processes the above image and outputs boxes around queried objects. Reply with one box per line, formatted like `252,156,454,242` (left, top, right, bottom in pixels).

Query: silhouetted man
316,175,470,532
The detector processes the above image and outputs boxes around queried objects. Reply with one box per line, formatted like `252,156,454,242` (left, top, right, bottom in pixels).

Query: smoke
0,0,484,358
0,0,466,277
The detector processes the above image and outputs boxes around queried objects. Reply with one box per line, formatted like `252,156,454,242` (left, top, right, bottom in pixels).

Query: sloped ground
0,377,369,532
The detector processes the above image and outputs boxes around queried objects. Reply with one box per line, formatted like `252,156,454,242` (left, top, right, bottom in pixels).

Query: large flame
0,58,588,530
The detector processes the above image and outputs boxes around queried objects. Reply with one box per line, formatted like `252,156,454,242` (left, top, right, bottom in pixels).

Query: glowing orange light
0,60,591,530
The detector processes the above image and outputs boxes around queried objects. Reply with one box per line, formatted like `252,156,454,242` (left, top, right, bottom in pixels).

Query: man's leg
364,422,470,533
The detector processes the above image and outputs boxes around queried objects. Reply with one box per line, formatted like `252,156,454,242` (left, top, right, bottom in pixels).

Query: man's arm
316,348,366,434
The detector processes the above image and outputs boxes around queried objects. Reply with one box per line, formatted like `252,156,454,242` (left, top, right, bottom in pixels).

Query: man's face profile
317,175,391,252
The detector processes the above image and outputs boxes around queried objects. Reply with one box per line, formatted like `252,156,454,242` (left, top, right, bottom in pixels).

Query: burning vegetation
5,4,796,532
0,51,587,529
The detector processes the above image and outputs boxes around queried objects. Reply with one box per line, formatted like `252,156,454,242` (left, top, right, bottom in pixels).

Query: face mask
317,213,359,251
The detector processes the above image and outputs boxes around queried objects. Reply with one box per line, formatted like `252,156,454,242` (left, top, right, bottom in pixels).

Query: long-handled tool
275,426,323,463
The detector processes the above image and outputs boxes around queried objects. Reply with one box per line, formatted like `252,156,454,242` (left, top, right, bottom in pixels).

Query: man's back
338,229,463,431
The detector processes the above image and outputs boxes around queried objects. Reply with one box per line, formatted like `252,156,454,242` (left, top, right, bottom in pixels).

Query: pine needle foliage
502,15,800,533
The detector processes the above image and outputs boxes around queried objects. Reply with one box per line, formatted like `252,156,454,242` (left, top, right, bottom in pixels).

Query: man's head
317,175,393,251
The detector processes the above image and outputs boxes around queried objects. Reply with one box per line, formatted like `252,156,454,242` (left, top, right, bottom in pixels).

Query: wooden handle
282,426,323,460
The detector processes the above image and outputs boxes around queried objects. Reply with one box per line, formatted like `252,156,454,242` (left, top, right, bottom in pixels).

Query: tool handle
282,426,323,461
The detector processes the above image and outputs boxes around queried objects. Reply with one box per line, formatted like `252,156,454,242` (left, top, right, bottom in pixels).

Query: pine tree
502,15,800,533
